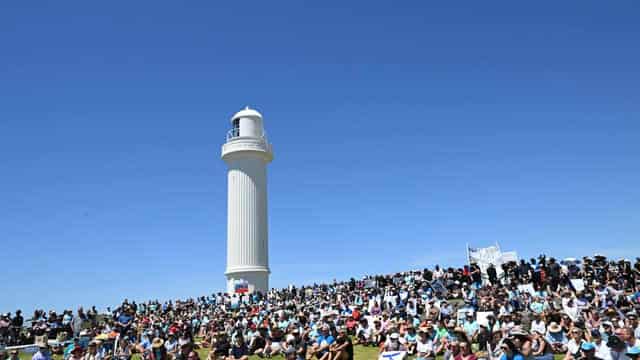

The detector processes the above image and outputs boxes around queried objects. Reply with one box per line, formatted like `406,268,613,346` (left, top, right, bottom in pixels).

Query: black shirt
335,336,353,360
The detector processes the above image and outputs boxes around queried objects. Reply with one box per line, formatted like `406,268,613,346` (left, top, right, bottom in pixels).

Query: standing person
470,263,483,289
116,309,133,336
71,308,87,339
487,265,498,286
11,310,23,345
32,337,52,360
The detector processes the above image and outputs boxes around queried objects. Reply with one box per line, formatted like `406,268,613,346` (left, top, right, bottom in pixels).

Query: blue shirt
405,333,417,343
118,314,132,326
463,321,479,337
317,335,335,346
500,353,524,360
32,351,51,360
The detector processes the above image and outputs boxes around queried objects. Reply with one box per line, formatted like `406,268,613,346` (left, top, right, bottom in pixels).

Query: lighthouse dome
230,106,262,123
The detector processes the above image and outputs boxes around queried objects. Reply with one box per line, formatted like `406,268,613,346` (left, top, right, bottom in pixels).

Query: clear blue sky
1,1,639,314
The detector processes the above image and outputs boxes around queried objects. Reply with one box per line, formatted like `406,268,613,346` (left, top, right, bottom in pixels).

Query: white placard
570,279,585,292
379,351,407,360
517,283,537,296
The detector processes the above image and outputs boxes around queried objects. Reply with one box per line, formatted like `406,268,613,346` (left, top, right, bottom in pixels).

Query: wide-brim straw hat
152,338,164,349
548,322,562,333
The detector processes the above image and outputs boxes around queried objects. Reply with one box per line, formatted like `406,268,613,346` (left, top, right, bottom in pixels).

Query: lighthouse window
232,119,240,137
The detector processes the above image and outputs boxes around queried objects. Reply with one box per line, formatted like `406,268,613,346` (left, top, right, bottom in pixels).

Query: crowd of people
2,253,640,360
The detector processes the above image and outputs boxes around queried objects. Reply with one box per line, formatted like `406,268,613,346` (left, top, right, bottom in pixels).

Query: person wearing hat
600,322,614,343
83,340,103,360
627,346,640,360
8,350,19,360
586,330,608,360
578,342,602,360
69,346,84,360
624,313,640,340
148,338,168,360
416,326,435,360
509,327,532,359
546,322,568,354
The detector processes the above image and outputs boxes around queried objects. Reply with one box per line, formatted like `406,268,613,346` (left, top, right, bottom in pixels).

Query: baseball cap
627,347,640,356
581,343,596,351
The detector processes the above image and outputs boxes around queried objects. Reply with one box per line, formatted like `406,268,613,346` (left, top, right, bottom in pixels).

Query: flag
234,280,249,294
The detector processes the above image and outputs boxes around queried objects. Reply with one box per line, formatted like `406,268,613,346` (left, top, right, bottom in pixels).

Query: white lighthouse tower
222,106,273,294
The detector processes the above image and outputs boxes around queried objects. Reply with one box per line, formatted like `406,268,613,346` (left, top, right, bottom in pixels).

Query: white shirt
416,338,433,354
567,339,583,355
594,341,609,360
531,320,546,335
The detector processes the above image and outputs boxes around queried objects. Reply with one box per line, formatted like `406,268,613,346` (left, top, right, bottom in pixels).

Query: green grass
16,347,565,360
15,345,397,360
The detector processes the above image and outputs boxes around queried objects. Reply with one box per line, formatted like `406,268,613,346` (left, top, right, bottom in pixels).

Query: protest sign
379,351,407,360
570,279,585,292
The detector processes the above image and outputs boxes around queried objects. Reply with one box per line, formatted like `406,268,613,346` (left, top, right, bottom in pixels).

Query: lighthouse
222,107,273,294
